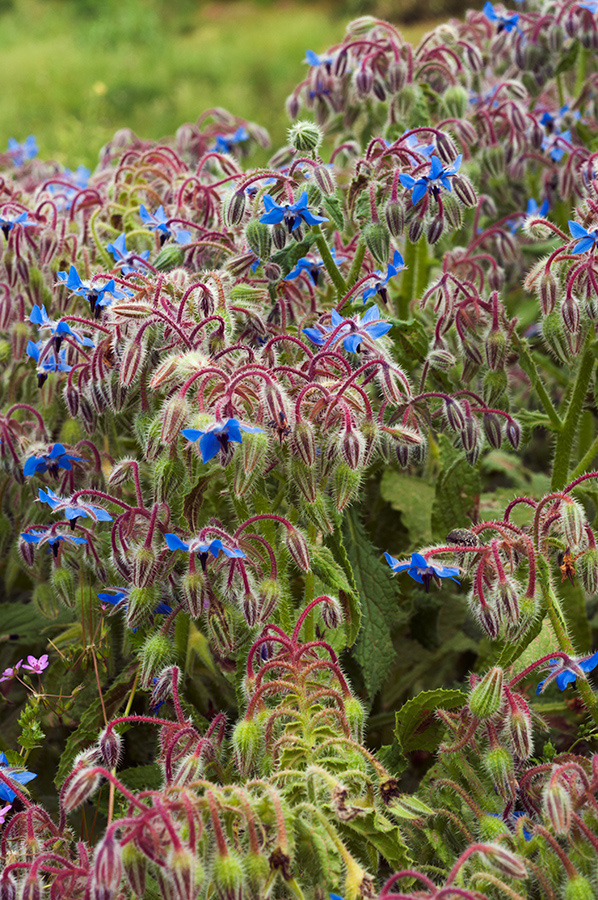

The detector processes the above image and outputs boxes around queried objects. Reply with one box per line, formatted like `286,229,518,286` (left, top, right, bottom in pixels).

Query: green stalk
303,524,318,643
347,238,366,290
399,239,417,319
551,336,595,490
415,237,429,298
90,209,117,269
312,224,347,298
511,333,561,431
537,557,598,727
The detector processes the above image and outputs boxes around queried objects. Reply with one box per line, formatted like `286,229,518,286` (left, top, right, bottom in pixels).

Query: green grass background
1,0,436,169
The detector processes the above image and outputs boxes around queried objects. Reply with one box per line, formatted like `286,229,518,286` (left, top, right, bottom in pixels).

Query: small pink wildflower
21,655,49,674
0,661,22,683
0,804,11,825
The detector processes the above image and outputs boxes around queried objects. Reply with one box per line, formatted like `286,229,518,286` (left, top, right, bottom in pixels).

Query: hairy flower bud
285,526,311,572
288,120,322,153
290,457,318,502
212,851,245,900
443,85,469,119
505,693,533,759
0,876,16,900
483,369,508,407
132,547,158,589
246,220,272,260
226,190,246,227
427,215,444,245
445,398,466,432
483,746,515,799
505,418,521,450
451,175,477,207
577,547,598,596
93,833,123,899
139,633,173,688
478,844,527,880
485,330,507,370
544,779,571,834
340,425,365,470
62,765,102,812
119,339,144,388
333,462,362,511
384,199,405,237
483,412,503,449
561,498,586,549
363,222,390,266
232,718,263,775
469,668,504,720
345,695,365,741
99,727,122,769
565,877,595,900
160,395,189,444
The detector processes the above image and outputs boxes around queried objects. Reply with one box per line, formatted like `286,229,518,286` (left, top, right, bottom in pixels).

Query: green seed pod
483,368,508,407
153,243,185,272
246,220,272,261
344,695,365,741
332,462,362,512
478,813,509,842
442,85,469,119
232,718,263,775
565,877,596,900
288,120,323,153
469,668,504,720
211,851,245,900
138,633,173,687
363,222,391,266
245,852,269,900
126,585,161,629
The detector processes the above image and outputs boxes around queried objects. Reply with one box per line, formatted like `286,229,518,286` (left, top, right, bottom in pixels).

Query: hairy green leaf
395,687,467,754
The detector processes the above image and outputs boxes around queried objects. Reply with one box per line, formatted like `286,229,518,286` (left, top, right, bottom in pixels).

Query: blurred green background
1,0,450,169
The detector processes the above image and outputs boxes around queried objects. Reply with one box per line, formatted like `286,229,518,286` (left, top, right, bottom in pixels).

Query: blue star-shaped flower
21,529,88,557
181,418,265,464
24,444,84,478
97,587,173,617
30,305,95,349
401,133,436,158
568,220,598,254
213,126,249,154
362,249,405,304
26,340,72,387
259,191,329,233
106,233,151,275
0,753,36,803
7,136,38,167
483,1,521,32
164,533,246,569
542,129,571,162
536,651,598,694
384,550,460,592
303,305,391,353
56,265,131,317
139,205,191,246
38,487,113,528
65,164,91,189
0,210,38,239
399,154,462,205
285,248,345,285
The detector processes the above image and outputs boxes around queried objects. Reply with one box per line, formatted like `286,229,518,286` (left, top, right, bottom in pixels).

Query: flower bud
168,846,200,900
121,843,146,897
0,876,16,900
505,693,533,759
363,222,390,266
483,746,515,798
483,369,508,407
119,339,144,388
212,851,245,900
443,195,463,230
483,412,503,449
93,833,123,898
451,175,477,207
505,418,521,450
99,727,122,769
258,578,280,621
460,415,480,454
444,398,465,432
344,695,365,741
577,547,598,595
443,85,469,118
153,244,185,272
340,426,364,470
543,779,571,834
173,753,204,787
428,349,455,371
160,396,189,444
427,215,444,245
469,668,504,720
333,463,362,511
132,547,157,589
291,421,317,467
62,765,102,812
139,633,173,688
478,814,509,842
290,457,317,502
478,844,527,880
321,595,343,629
182,567,206,618
408,216,424,243
288,120,322,153
50,565,76,607
285,527,311,572
485,330,507,370
232,718,263,775
384,199,404,237
313,164,335,196
21,876,42,900
226,191,246,227
272,222,287,250
355,65,374,97
565,877,595,900
386,59,406,92
245,220,272,260
562,498,586,549
245,853,269,899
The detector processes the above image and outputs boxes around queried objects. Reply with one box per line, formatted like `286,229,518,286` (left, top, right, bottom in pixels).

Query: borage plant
3,3,598,898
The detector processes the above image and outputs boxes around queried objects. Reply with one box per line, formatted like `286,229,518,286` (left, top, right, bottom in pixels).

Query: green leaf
0,601,73,641
516,409,554,431
394,687,466,754
321,195,345,232
339,511,406,697
342,808,412,871
380,470,434,545
554,40,579,75
493,615,544,669
309,542,361,647
271,233,318,276
389,317,429,364
431,456,481,541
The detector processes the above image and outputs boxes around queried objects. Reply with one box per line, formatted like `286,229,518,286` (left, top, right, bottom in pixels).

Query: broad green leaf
321,195,345,231
310,542,361,647
431,457,481,541
554,40,579,75
380,470,434,545
340,511,406,697
342,808,412,871
0,601,73,642
394,687,467,754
